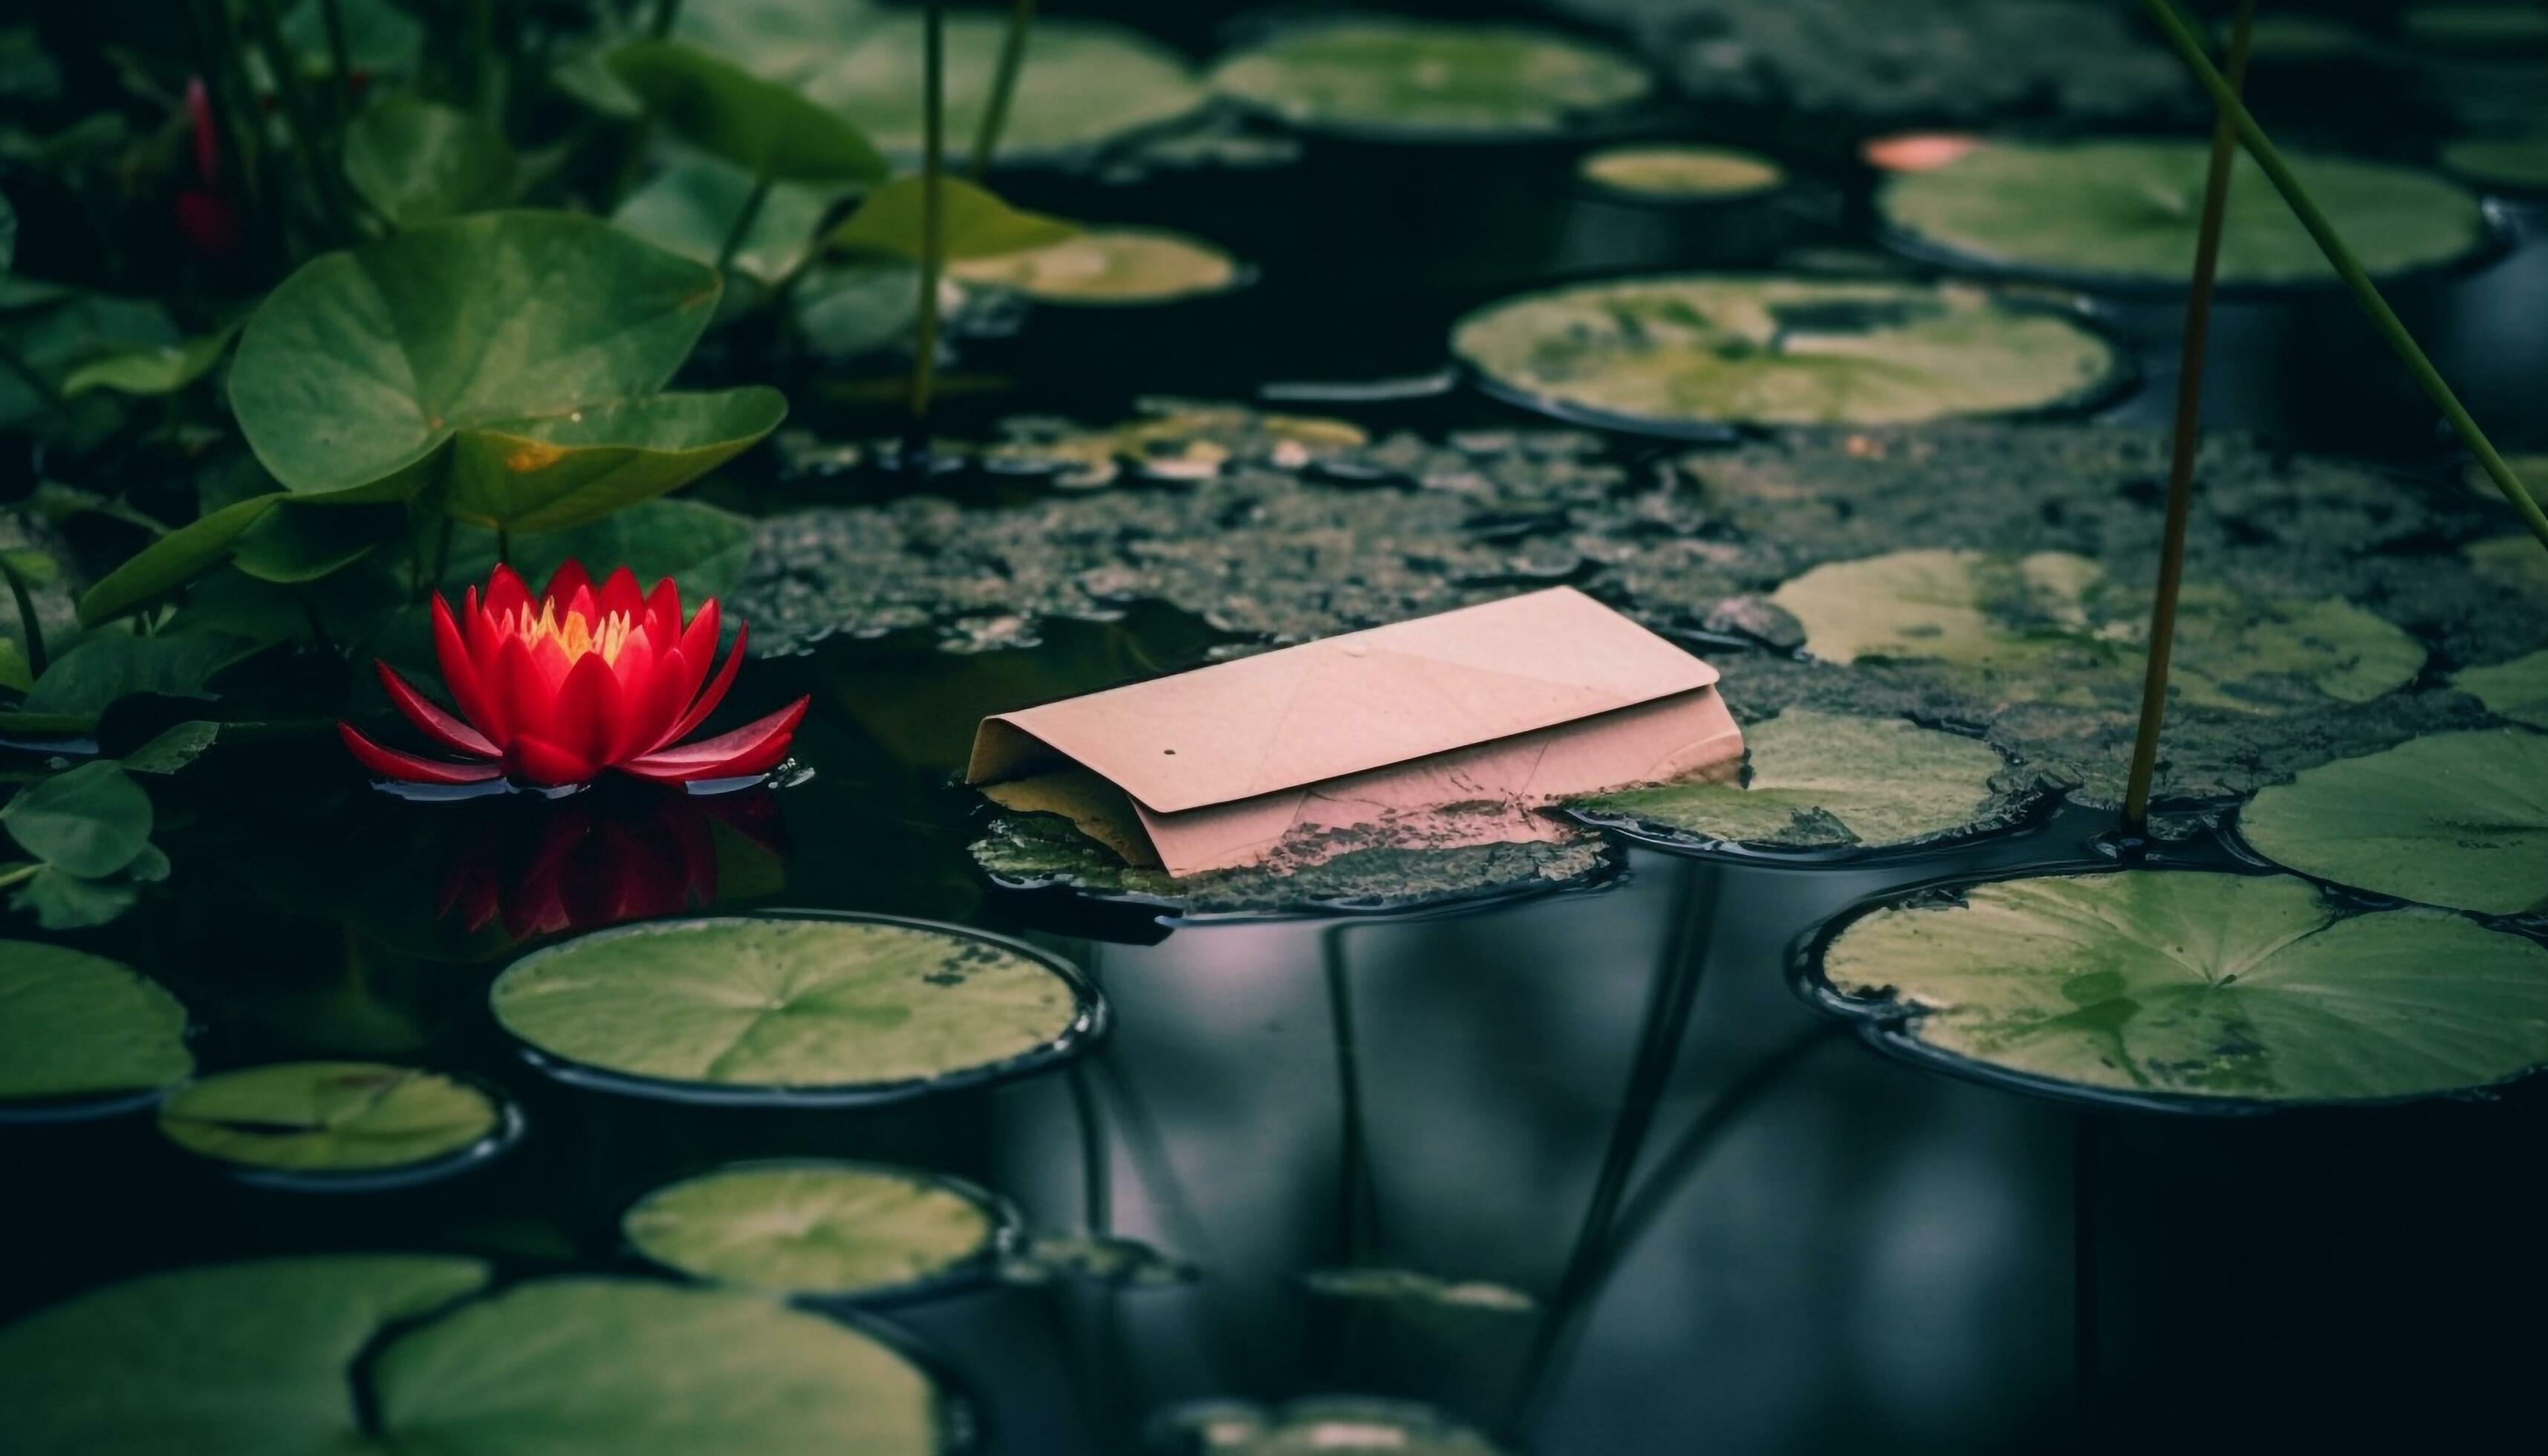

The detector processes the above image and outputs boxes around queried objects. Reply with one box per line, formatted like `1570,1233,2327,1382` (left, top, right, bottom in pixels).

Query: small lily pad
1207,17,1651,140
2440,137,2548,193
0,942,191,1108
1816,871,2548,1105
984,404,1368,488
1001,1232,1198,1288
1578,143,1784,199
625,1160,1007,1297
1450,276,2122,433
1573,709,2024,853
0,1257,950,1455
1301,1267,1535,1313
2235,729,2548,917
157,1062,507,1177
2453,650,2548,727
490,915,1099,1102
1879,139,2492,287
827,176,1079,263
1770,549,2424,713
805,14,1205,163
949,227,1243,306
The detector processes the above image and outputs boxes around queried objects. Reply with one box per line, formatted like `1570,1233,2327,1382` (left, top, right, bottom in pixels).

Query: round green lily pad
157,1062,508,1180
949,227,1244,305
1208,17,1651,140
2236,729,2548,917
1578,143,1784,199
1771,549,2424,713
805,15,1204,163
490,915,1098,1102
0,1255,950,1455
1451,276,2122,434
625,1160,1007,1297
0,942,191,1111
2454,650,2548,727
2440,137,2548,192
1879,139,2492,288
1572,709,2024,854
1817,871,2548,1105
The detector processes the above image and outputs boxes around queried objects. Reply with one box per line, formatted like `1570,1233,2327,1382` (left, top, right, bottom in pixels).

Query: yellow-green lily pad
625,1160,1007,1297
805,14,1204,163
949,227,1244,305
2235,729,2548,917
0,942,191,1108
1208,16,1650,139
156,1062,507,1176
1578,143,1784,199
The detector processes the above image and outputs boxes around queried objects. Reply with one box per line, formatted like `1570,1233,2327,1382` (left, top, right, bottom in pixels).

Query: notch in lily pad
489,913,1105,1106
156,1061,519,1190
226,210,786,532
1804,869,2548,1111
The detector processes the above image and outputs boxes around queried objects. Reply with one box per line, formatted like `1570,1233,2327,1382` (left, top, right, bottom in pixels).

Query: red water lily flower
339,562,808,789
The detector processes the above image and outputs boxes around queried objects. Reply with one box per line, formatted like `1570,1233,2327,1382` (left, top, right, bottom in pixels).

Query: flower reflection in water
435,788,790,943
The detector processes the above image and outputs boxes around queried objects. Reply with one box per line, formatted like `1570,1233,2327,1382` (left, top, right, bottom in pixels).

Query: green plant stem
244,0,357,242
716,171,774,271
648,0,683,40
2140,0,2548,556
1,553,50,678
0,862,42,891
910,0,947,432
969,0,1039,180
2122,0,2252,836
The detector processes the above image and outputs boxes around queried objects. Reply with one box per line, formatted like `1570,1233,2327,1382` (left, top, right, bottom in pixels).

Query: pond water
8,2,2548,1452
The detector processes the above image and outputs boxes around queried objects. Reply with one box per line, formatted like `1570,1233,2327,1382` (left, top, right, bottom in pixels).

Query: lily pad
1301,1267,1535,1313
827,176,1079,263
804,14,1205,163
1770,549,2424,713
440,386,788,533
489,915,1098,1102
624,1160,1005,1296
1578,143,1784,199
2440,137,2548,192
0,942,191,1106
0,1256,949,1455
1878,139,2492,287
1816,871,2548,1105
1572,709,2023,853
949,227,1242,305
608,40,888,183
1001,1233,1198,1288
4,759,151,877
1207,17,1651,140
1451,276,2122,432
342,97,518,227
2453,650,2548,727
227,211,751,504
1148,1397,1509,1455
2235,729,2548,917
157,1062,507,1177
614,157,845,286
983,403,1367,487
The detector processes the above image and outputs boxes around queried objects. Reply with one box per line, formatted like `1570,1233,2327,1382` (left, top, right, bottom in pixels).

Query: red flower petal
599,567,646,622
657,623,747,752
671,597,721,706
620,696,807,783
489,634,554,746
377,662,498,758
645,578,683,637
338,723,504,785
543,559,592,608
429,594,498,736
504,733,599,787
485,565,532,621
549,650,626,773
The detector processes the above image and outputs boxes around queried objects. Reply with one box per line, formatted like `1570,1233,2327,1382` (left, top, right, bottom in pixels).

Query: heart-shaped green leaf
3,760,152,877
443,497,758,602
826,176,1079,263
228,211,727,501
342,96,518,227
614,157,846,285
606,40,888,183
442,386,786,533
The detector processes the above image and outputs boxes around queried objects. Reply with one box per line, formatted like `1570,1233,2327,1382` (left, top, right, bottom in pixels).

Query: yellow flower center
508,602,635,666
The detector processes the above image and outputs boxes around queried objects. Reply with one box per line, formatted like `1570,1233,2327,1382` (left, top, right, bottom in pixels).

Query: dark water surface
12,4,2548,1451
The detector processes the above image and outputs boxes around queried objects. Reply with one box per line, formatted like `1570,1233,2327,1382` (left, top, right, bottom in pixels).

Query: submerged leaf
2236,729,2548,916
625,1160,1001,1296
1821,871,2548,1102
490,916,1091,1094
157,1062,503,1172
0,941,191,1103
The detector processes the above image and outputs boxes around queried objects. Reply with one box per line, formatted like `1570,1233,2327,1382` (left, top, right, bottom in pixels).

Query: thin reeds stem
910,1,948,435
969,0,1039,180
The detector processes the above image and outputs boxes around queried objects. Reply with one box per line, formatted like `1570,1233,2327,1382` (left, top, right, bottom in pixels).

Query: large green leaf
1879,139,2492,286
0,941,192,1102
58,319,239,397
22,631,256,715
803,14,1203,163
77,494,282,625
443,498,757,603
624,1160,1001,1295
342,96,519,227
157,1062,501,1173
826,176,1078,263
1449,277,2122,432
2236,729,2548,917
1573,710,2022,851
607,41,888,183
0,1258,949,1455
227,211,726,500
442,386,787,533
3,760,151,877
1819,871,2548,1103
2454,649,2548,727
614,157,845,285
490,916,1088,1094
231,499,404,583
1769,548,2424,712
1207,16,1651,138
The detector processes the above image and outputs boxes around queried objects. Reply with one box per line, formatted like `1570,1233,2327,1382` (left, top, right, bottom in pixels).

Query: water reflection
433,788,790,943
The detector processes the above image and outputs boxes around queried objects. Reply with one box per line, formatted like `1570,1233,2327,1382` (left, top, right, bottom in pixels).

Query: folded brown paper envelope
965,587,1746,877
